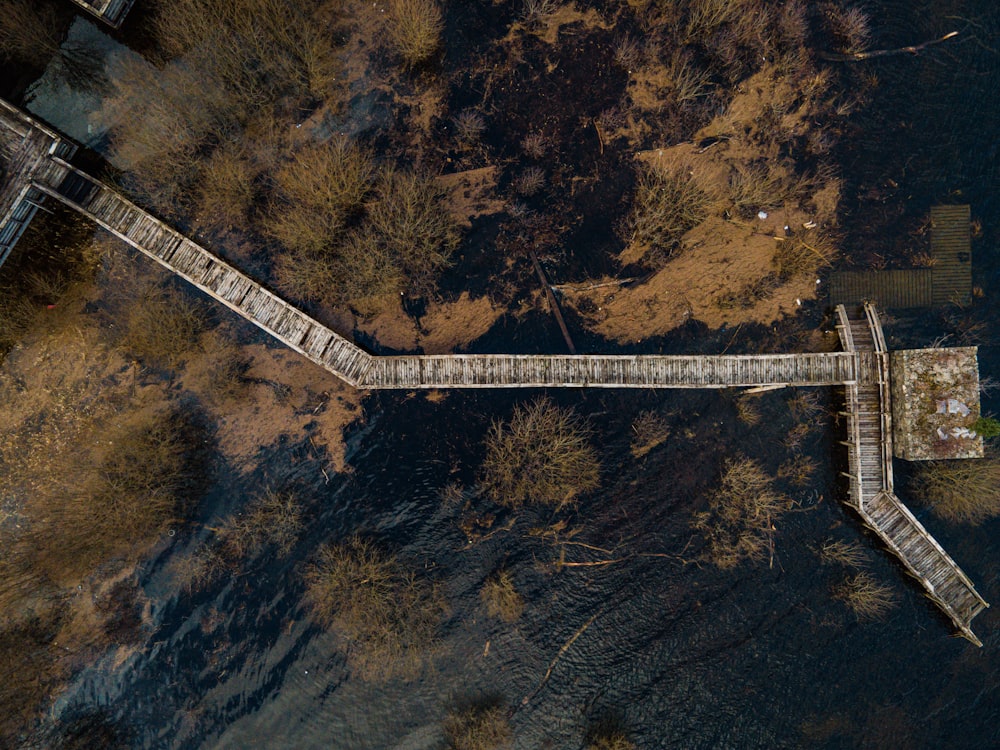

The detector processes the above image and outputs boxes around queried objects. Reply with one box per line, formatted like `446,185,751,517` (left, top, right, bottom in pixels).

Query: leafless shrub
118,283,207,368
773,229,838,280
667,51,711,104
453,110,487,144
24,409,203,584
480,570,524,623
587,731,636,750
786,390,823,421
693,457,791,568
777,454,817,487
200,336,251,403
914,459,1000,524
304,537,445,680
199,143,258,229
363,169,461,296
735,393,761,425
824,3,871,55
626,160,712,263
613,35,643,71
834,572,896,620
818,539,868,568
521,0,560,26
266,138,375,256
215,489,304,559
481,399,599,510
387,0,443,68
631,410,670,457
520,133,549,159
685,0,746,42
512,167,546,197
0,0,61,67
444,703,513,750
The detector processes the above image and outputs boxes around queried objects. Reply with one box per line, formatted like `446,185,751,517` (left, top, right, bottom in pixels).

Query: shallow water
20,0,1000,747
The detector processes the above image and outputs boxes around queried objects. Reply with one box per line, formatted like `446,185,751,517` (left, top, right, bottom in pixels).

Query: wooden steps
835,304,987,645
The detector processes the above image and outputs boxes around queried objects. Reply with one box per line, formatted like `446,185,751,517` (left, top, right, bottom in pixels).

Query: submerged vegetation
481,399,600,510
304,537,445,679
443,701,512,750
693,457,792,569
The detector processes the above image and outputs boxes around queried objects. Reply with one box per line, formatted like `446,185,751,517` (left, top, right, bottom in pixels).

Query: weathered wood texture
930,204,972,306
836,303,987,645
828,269,933,308
68,0,135,27
31,159,374,386
0,100,77,268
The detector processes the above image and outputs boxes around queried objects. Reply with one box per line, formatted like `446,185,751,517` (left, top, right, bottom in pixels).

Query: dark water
22,0,1000,748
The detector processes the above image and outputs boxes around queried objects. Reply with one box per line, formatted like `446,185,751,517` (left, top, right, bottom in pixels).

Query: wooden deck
836,303,988,645
68,0,135,27
930,205,972,306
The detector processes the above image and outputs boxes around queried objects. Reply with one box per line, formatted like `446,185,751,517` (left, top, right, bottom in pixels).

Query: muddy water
21,0,1000,747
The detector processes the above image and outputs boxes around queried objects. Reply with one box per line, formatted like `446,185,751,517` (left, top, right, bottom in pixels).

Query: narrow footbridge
1,100,989,645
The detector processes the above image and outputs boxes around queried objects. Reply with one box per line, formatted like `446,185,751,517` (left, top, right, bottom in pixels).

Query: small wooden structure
836,303,988,645
0,99,989,645
0,99,76,269
828,204,973,308
68,0,135,28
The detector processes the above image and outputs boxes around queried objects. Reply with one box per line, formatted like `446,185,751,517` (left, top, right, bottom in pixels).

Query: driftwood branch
820,31,959,62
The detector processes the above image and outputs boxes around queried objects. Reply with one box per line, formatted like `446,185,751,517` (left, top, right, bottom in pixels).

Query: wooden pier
836,303,988,645
0,100,989,645
68,0,136,27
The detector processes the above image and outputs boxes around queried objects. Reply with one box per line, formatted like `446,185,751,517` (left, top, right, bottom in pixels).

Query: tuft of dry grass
818,539,868,568
626,159,712,264
586,731,636,750
773,229,837,280
387,0,443,68
693,457,791,568
304,537,445,679
444,703,512,750
117,280,207,368
913,458,1000,524
735,393,761,425
630,410,671,457
834,572,896,620
215,488,304,559
480,571,524,623
777,454,817,488
727,162,788,219
481,399,600,510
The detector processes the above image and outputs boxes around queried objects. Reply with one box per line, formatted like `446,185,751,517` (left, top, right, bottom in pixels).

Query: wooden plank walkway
828,269,933,309
15,143,988,644
930,205,972,306
68,0,135,27
30,159,374,387
836,303,988,645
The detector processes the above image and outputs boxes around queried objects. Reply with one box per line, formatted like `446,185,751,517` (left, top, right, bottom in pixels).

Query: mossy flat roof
891,347,983,461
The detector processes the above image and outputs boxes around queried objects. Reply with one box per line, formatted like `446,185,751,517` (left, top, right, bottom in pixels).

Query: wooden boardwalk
68,0,135,27
0,93,986,645
930,205,972,306
836,303,988,645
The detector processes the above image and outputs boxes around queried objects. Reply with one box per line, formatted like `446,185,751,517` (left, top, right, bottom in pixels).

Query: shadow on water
25,0,1000,748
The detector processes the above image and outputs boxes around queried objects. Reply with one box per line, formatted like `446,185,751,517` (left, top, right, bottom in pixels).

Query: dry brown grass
215,489,305,559
913,458,1000,524
586,731,636,750
0,0,62,67
266,138,375,256
118,282,207,368
834,572,896,620
693,457,791,568
630,410,671,458
777,454,817,487
304,537,445,679
735,393,761,425
444,703,512,750
773,229,837,281
818,539,868,568
387,0,443,68
481,399,600,510
480,571,524,623
626,159,712,264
